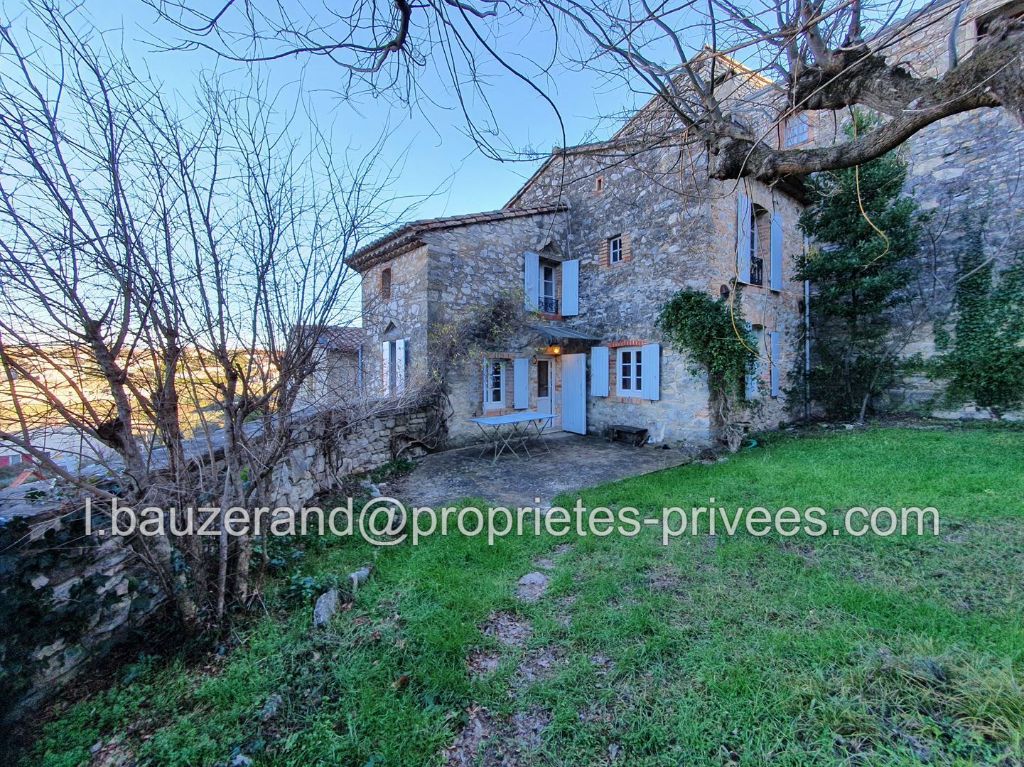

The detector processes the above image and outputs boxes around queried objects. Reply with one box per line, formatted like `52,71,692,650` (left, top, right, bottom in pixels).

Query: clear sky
69,1,647,224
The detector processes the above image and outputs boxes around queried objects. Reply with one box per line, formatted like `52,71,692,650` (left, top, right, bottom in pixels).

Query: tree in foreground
0,4,399,629
144,0,1024,182
796,115,923,421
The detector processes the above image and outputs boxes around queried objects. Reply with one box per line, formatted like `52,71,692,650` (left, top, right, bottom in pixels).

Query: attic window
380,267,392,300
595,176,605,193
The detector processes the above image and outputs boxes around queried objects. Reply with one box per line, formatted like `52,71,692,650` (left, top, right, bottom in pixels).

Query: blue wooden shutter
513,357,529,409
769,331,781,397
736,194,752,283
640,343,661,401
590,346,609,396
524,252,540,310
770,213,783,291
561,259,580,316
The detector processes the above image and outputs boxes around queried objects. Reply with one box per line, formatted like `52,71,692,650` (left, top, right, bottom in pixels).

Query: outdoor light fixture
546,345,562,355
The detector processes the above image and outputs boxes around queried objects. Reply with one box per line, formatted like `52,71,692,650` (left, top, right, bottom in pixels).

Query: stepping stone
516,571,549,602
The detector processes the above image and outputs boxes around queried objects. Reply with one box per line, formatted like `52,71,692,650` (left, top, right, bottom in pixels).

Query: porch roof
527,322,602,343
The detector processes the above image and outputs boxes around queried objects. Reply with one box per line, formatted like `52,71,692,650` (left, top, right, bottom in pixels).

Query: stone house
345,0,1024,440
346,62,806,447
301,326,365,406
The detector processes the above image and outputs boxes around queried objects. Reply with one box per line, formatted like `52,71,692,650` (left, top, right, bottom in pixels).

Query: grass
27,426,1024,766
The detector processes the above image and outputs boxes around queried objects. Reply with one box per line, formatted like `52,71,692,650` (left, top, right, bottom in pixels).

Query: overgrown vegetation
796,115,923,421
657,288,757,449
935,225,1024,415
28,427,1024,766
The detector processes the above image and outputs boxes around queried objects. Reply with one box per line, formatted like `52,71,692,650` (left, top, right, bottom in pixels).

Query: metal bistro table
470,411,555,462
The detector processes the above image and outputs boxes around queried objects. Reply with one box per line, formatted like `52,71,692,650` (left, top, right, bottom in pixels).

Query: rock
259,693,283,722
229,755,253,767
516,571,549,602
312,588,339,628
349,565,373,591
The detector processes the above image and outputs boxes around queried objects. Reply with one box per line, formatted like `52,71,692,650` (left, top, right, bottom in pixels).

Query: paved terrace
386,432,692,509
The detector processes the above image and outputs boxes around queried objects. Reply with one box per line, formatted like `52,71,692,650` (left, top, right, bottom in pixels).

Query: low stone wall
0,399,440,731
0,506,167,729
269,400,439,509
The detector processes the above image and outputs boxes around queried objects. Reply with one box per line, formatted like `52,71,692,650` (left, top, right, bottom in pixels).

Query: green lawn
29,427,1024,766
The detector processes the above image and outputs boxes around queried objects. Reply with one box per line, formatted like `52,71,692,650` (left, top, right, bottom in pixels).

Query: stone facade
348,131,806,445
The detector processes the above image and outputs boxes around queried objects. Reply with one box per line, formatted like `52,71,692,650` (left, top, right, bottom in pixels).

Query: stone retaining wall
0,399,439,730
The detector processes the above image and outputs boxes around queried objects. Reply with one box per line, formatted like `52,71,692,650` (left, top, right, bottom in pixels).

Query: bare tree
0,2,399,628
143,0,1022,181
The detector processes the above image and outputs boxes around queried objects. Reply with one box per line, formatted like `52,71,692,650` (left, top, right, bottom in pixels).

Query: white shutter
590,346,609,396
524,251,540,310
395,338,407,395
381,340,391,395
736,194,752,283
770,213,784,291
640,343,661,401
770,331,781,397
513,358,529,409
561,259,580,316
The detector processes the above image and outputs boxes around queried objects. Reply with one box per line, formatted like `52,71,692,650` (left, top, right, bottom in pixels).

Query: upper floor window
617,347,643,395
539,264,557,313
595,175,605,193
784,113,810,147
380,267,392,300
609,235,623,264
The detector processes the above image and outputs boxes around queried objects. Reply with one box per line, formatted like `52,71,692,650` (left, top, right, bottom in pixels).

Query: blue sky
73,2,647,223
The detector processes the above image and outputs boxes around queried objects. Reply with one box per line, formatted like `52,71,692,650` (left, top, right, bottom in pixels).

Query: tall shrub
796,116,922,420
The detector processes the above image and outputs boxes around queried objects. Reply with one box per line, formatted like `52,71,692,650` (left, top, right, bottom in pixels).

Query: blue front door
561,353,587,434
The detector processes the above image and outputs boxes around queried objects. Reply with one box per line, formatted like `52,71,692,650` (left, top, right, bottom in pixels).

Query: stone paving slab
386,432,691,508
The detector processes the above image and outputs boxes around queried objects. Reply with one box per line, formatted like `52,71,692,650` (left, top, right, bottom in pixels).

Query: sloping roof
526,322,602,342
345,204,568,272
317,325,363,353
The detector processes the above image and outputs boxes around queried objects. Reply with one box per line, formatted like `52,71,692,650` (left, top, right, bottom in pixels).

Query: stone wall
0,399,438,730
806,0,1024,416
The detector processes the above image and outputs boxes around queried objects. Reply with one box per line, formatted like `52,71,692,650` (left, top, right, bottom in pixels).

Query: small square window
609,235,623,264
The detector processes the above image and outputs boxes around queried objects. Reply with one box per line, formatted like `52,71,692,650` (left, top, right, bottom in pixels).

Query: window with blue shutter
736,194,752,283
770,213,783,291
